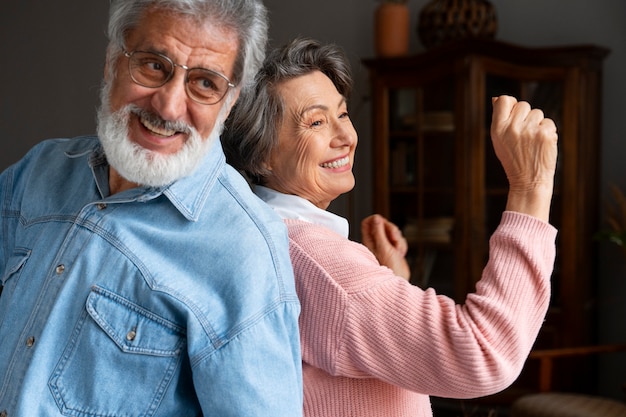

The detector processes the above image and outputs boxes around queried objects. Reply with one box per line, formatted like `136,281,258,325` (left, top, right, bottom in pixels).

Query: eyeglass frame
122,49,236,105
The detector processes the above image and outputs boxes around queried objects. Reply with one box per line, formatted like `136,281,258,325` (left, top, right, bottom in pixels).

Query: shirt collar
162,139,224,222
69,136,224,222
254,185,349,238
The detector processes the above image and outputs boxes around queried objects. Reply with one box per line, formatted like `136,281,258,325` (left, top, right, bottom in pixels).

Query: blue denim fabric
0,136,303,417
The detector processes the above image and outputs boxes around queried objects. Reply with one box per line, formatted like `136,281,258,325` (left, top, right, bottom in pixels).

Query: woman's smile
320,155,350,170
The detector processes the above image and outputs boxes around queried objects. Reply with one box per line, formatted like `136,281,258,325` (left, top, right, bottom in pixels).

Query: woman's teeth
320,156,349,169
140,115,177,137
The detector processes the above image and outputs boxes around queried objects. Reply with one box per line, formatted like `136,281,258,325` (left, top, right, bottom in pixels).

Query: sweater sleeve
287,211,557,399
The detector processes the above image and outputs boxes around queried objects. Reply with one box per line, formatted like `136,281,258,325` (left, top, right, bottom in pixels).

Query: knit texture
286,211,557,417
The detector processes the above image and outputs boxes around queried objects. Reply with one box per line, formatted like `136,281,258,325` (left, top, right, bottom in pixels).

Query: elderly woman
222,37,558,417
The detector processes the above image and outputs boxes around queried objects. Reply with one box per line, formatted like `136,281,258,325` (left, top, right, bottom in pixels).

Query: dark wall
0,2,109,169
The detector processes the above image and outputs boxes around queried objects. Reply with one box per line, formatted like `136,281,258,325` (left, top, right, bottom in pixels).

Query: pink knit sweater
286,211,557,417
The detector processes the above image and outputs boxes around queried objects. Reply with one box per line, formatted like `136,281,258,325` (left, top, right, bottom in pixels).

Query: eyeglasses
123,50,236,105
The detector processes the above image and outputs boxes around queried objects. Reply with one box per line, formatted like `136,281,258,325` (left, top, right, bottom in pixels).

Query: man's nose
150,71,189,122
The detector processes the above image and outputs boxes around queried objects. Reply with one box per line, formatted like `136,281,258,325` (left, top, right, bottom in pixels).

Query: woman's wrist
505,183,554,223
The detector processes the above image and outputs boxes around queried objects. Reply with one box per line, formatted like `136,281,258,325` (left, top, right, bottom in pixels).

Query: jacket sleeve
192,301,303,416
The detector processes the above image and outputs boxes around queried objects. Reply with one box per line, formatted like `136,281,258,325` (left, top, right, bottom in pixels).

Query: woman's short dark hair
222,37,353,184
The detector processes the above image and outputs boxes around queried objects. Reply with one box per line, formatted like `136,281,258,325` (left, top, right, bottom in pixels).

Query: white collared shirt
254,185,349,238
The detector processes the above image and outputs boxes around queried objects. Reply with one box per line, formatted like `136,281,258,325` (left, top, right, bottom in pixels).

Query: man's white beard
96,85,224,188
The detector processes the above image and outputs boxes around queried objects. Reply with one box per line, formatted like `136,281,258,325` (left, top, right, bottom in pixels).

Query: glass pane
389,89,416,131
387,76,457,295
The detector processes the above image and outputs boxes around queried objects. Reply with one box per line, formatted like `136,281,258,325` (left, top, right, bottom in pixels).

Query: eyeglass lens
127,51,232,104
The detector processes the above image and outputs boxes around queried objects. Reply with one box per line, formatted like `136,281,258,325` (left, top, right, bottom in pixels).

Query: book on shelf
403,217,454,244
400,111,455,132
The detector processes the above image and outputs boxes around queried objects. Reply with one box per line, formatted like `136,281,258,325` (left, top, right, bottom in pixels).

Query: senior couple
0,0,558,416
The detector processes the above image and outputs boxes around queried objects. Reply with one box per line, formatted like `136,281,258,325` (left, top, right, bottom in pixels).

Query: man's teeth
320,156,349,169
141,115,177,137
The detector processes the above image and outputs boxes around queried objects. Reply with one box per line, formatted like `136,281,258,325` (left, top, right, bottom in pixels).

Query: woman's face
264,70,358,209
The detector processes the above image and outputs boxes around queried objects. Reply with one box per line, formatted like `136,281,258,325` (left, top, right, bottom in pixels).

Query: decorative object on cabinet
417,0,498,49
374,0,410,57
363,38,610,406
510,343,626,417
512,392,626,417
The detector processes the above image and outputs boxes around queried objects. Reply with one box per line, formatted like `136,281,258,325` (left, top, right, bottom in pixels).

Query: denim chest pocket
1,248,31,289
0,248,31,328
49,286,186,417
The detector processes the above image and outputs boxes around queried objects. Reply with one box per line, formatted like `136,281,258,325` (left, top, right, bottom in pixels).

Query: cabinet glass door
387,76,457,297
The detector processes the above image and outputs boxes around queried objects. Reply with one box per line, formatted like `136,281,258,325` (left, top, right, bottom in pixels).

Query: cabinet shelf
485,188,508,196
389,132,455,140
389,186,455,194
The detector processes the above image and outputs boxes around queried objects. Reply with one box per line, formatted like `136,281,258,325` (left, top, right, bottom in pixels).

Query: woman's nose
332,120,358,147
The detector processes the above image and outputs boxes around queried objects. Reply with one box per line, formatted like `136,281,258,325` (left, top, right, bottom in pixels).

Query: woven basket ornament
418,0,497,49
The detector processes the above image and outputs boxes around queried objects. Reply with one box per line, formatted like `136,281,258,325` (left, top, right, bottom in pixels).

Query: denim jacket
0,136,303,417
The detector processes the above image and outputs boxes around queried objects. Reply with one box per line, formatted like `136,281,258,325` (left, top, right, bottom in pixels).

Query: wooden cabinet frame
364,38,609,394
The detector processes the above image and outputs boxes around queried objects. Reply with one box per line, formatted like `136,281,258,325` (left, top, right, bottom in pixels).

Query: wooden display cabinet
363,38,609,398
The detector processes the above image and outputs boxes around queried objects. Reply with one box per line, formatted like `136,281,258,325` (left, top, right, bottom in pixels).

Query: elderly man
0,1,302,416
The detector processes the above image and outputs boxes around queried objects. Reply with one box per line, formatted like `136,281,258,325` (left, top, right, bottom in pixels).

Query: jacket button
126,329,137,341
26,336,35,347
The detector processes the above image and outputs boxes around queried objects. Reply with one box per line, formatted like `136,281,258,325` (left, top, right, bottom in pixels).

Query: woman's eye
339,111,349,119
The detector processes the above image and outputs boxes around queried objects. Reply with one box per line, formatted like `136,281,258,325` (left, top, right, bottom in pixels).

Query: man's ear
103,47,114,81
224,88,241,116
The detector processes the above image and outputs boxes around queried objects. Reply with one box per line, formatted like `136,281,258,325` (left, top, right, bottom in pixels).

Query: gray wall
1,2,109,166
2,0,626,400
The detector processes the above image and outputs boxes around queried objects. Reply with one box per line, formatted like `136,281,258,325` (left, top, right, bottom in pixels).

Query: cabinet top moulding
362,38,610,71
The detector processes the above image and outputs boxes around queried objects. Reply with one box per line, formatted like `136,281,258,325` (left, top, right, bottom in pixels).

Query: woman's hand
361,214,411,280
491,96,559,222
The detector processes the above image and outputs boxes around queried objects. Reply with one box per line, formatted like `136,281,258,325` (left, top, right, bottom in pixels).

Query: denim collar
66,135,224,222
